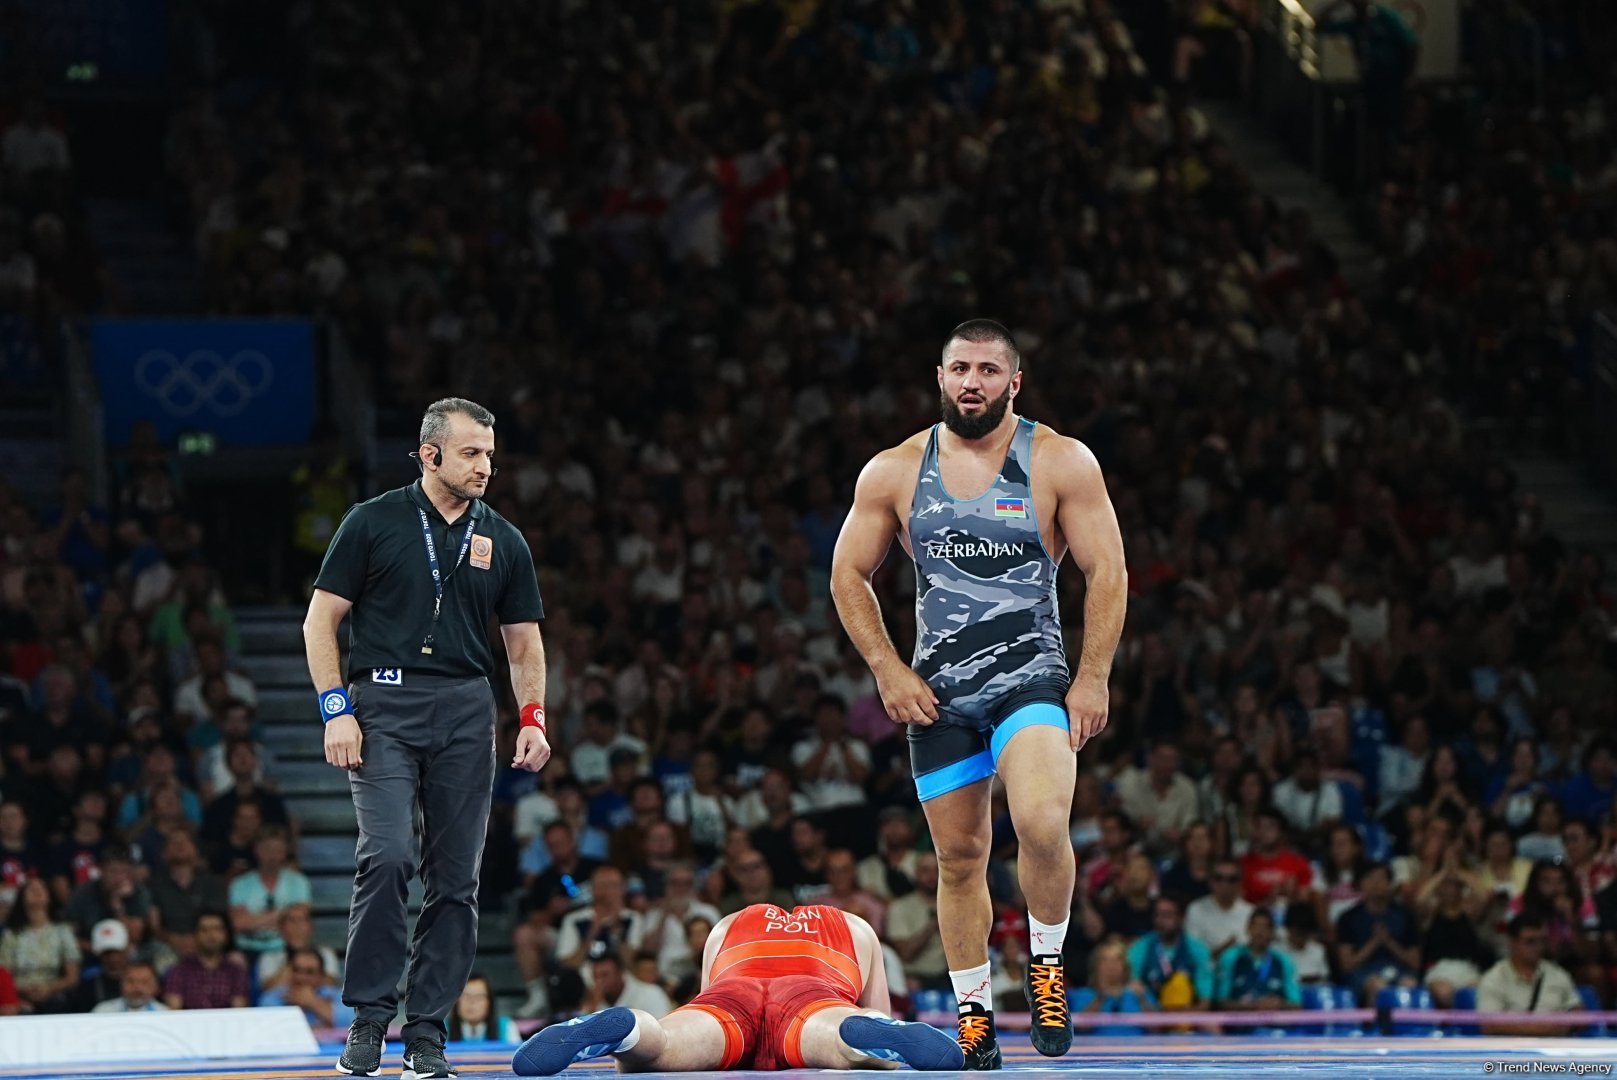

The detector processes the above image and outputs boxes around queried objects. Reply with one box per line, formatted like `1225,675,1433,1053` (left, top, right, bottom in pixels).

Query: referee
304,397,551,1080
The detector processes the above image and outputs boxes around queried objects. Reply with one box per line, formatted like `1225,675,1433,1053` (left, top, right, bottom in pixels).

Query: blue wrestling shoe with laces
513,1007,637,1076
840,1014,967,1071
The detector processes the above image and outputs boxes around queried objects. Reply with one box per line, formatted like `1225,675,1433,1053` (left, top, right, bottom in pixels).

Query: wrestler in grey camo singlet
907,416,1068,722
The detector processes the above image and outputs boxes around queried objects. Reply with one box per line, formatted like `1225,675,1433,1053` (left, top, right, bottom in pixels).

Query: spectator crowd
0,0,1615,1040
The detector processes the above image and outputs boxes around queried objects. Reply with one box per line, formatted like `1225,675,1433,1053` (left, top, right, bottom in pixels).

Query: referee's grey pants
343,672,495,1044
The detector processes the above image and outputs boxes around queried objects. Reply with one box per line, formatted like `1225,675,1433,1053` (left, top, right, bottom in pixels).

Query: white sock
949,962,993,1010
609,1012,644,1055
1028,914,1069,959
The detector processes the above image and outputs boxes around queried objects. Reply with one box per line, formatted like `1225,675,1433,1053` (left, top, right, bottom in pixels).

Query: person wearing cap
304,397,550,1080
77,918,134,1011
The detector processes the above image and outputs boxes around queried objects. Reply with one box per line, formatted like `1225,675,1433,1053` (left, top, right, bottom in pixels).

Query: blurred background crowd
1,0,1616,1040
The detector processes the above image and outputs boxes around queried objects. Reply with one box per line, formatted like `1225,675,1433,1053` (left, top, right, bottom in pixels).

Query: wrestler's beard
940,384,1012,440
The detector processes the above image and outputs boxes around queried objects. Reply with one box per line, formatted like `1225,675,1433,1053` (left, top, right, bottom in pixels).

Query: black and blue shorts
907,676,1070,802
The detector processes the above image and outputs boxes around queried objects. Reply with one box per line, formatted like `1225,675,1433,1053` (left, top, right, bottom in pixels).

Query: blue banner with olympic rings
91,319,316,447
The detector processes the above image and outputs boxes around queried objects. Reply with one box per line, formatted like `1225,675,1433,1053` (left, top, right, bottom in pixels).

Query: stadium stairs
236,607,528,1021
1198,103,1617,574
1198,99,1376,291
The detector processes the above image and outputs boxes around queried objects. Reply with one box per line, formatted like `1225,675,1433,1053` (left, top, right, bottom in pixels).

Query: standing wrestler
512,904,961,1074
830,320,1127,1067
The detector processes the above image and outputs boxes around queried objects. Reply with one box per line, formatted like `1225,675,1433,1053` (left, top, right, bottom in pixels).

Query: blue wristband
318,687,353,724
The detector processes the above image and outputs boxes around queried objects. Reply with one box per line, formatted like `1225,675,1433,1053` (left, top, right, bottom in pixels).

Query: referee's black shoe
336,1018,386,1077
1025,954,1072,1057
956,1002,1003,1070
401,1037,458,1080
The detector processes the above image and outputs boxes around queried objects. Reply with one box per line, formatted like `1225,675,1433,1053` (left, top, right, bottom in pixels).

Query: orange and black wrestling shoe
1025,954,1072,1057
955,1001,1003,1070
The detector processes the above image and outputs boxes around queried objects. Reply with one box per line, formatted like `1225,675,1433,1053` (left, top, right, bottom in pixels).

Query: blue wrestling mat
4,1037,1617,1079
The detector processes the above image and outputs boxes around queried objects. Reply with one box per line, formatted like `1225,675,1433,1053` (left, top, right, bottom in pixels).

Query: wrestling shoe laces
1026,958,1072,1057
957,1012,994,1054
955,1000,1001,1070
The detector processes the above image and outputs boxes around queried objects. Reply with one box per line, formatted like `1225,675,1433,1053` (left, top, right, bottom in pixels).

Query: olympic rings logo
133,349,275,417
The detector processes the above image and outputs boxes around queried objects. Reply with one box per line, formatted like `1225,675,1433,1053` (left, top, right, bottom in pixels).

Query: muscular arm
829,452,908,678
302,589,353,692
831,448,937,725
1051,437,1127,690
698,912,738,991
850,914,893,1014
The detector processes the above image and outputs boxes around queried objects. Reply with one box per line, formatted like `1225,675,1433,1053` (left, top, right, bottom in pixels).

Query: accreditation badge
470,533,494,570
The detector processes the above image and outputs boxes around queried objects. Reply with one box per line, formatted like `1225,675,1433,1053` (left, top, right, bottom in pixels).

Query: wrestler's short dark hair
943,318,1020,372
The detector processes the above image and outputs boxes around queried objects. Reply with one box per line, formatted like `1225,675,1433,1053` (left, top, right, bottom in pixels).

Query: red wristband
520,703,547,733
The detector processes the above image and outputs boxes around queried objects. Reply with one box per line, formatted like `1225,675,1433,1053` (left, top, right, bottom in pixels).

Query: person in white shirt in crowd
1185,859,1255,960
1115,742,1200,857
1476,914,1583,1036
513,772,562,850
728,764,811,831
172,638,257,724
790,694,869,811
256,905,341,992
1448,519,1507,600
666,749,729,856
1275,904,1331,985
581,949,673,1016
197,713,279,801
640,862,720,985
1272,749,1343,843
570,702,646,794
90,961,169,1014
632,531,686,607
1343,568,1389,655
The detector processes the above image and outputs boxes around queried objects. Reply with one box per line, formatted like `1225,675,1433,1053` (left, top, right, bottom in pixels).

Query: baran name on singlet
924,540,1028,559
761,906,825,934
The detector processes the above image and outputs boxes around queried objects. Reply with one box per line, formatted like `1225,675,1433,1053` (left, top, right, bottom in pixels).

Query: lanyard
416,504,474,655
1156,940,1177,980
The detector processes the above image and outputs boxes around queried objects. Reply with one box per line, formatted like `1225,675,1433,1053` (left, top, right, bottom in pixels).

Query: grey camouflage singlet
907,416,1068,721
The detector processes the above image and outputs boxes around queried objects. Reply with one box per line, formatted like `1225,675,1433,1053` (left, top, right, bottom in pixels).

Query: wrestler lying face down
513,903,964,1074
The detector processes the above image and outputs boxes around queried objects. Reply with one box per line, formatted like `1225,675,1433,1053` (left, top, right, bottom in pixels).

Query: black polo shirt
314,480,544,678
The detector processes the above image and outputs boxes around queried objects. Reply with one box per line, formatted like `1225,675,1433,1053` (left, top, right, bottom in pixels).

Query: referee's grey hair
420,397,496,446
